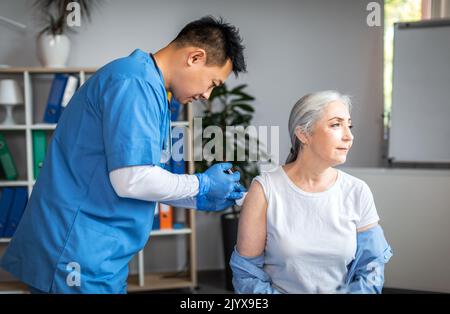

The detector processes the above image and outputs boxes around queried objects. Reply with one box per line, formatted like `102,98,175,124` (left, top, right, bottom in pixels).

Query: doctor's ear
187,49,207,66
295,127,309,146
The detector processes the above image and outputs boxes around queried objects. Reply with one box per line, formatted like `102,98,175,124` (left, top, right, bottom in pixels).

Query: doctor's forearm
109,165,199,202
162,197,197,209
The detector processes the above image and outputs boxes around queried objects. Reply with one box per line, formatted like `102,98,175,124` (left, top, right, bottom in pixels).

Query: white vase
36,33,71,67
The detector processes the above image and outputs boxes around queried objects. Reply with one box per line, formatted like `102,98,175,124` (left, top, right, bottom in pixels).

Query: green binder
0,133,18,180
32,131,47,180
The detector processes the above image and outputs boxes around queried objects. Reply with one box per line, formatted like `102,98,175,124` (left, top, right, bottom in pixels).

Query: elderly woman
230,91,393,294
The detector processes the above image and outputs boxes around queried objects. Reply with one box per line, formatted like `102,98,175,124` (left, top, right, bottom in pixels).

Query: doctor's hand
195,163,243,200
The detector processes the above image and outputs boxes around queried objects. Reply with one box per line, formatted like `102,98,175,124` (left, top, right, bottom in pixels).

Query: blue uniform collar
129,49,166,89
148,52,166,88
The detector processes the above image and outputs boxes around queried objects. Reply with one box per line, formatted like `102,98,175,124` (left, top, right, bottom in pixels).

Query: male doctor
1,16,246,293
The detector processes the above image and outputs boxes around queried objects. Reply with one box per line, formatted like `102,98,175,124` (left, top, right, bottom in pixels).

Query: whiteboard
388,20,450,163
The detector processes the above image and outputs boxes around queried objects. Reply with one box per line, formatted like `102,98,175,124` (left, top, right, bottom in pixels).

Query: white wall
0,0,384,272
0,0,384,167
343,168,450,293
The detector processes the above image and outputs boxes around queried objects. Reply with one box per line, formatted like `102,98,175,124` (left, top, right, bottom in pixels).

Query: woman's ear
295,127,309,146
187,48,207,66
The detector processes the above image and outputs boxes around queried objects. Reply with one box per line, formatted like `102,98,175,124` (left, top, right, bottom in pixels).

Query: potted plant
33,0,98,67
195,83,269,290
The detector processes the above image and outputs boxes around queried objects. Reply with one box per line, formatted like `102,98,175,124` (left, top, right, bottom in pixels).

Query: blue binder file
0,187,15,237
3,187,28,237
43,74,69,123
170,127,185,174
152,203,160,230
170,96,181,121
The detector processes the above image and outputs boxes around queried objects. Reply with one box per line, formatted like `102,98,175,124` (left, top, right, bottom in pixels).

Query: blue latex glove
234,182,247,193
195,163,243,200
196,194,236,212
231,182,247,205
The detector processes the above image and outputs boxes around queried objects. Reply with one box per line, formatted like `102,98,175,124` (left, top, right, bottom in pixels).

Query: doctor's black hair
172,16,246,76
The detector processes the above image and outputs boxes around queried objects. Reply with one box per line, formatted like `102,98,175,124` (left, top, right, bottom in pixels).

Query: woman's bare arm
236,180,268,257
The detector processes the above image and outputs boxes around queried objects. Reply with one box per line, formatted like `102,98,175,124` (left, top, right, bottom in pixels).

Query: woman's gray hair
285,90,352,164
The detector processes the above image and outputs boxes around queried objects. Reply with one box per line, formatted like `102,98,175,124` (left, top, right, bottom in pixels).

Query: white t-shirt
254,166,379,294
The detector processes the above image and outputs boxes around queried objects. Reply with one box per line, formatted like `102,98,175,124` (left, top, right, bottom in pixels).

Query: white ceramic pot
36,33,71,67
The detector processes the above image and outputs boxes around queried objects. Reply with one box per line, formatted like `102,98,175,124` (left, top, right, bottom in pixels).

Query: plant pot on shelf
221,210,240,291
36,33,71,67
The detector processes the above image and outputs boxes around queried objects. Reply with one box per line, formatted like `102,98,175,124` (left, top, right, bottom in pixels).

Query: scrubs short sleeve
102,77,165,172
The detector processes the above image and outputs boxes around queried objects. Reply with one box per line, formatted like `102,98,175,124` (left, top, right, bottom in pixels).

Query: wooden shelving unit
0,67,96,192
0,67,197,293
0,280,29,294
127,272,193,292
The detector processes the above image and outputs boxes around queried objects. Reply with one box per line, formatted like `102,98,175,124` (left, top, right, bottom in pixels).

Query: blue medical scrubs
0,49,170,293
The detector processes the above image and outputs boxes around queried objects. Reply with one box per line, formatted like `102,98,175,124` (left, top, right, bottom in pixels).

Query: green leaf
193,82,267,195
231,93,255,102
232,103,255,113
229,84,247,94
209,85,227,101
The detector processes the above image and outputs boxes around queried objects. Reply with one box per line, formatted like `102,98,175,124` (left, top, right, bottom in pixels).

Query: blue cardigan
230,225,393,294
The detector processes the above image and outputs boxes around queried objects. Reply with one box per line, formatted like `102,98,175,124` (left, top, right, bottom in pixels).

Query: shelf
0,67,97,74
0,230,192,242
0,123,185,132
0,181,29,187
0,121,185,131
0,274,194,294
30,124,57,130
0,281,29,294
0,230,191,244
0,123,186,132
150,228,192,236
127,272,193,292
0,124,57,130
0,69,196,292
0,125,27,130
